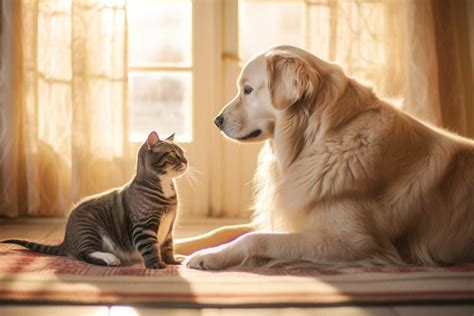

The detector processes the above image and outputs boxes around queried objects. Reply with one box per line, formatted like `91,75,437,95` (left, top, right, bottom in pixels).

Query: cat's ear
146,131,160,150
165,133,175,142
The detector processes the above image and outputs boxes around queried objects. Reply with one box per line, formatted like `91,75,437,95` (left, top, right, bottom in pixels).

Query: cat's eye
169,152,178,159
243,85,253,95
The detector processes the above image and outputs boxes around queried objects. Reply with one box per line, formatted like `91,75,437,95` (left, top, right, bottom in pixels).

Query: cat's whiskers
183,165,202,190
189,165,203,186
188,166,204,174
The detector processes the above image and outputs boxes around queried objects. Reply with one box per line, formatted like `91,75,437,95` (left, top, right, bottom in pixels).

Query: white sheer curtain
404,0,473,136
312,0,473,136
0,0,131,217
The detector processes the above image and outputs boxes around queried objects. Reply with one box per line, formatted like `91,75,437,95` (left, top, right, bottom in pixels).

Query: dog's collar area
238,129,262,140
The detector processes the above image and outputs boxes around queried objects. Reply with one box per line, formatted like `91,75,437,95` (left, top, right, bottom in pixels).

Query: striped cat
1,131,187,269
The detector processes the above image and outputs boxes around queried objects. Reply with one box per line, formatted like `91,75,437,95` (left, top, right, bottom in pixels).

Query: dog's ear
266,50,318,110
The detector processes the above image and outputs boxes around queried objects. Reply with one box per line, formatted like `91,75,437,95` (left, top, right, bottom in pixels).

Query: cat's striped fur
2,131,188,269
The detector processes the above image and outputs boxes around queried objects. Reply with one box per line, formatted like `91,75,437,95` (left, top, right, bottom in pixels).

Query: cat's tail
1,239,65,256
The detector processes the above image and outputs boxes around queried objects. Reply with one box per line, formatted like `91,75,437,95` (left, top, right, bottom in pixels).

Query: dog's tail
1,239,65,256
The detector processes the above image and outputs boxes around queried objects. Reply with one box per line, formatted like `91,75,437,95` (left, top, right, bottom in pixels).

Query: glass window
127,0,192,142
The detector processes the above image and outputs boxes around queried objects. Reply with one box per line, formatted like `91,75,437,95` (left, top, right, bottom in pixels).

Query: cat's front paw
163,255,184,265
145,261,167,269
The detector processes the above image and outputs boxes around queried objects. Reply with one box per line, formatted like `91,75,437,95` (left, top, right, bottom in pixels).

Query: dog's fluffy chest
254,144,310,232
256,135,378,232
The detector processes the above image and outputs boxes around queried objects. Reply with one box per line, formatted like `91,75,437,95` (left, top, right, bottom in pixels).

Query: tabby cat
1,131,187,269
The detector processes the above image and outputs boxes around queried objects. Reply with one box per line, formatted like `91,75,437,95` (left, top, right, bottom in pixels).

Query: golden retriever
184,45,474,270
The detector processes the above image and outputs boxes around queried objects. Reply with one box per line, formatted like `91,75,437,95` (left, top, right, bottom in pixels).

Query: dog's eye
243,85,253,95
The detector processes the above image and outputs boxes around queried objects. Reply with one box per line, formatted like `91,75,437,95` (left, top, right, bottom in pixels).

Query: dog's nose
214,115,224,128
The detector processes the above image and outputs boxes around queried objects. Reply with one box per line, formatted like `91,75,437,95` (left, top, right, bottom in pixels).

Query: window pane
129,72,192,142
128,0,192,66
239,1,304,61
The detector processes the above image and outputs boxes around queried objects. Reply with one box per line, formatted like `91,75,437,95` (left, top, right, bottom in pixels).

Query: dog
184,45,474,270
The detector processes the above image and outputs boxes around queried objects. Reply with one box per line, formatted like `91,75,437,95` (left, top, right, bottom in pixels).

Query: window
127,0,193,143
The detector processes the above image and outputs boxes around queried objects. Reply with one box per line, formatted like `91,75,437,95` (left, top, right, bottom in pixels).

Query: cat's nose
214,115,224,128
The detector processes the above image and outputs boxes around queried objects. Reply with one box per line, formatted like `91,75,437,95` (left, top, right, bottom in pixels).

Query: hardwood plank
0,306,108,316
44,223,67,240
392,305,474,316
203,307,397,316
111,306,200,316
0,218,247,241
0,224,57,241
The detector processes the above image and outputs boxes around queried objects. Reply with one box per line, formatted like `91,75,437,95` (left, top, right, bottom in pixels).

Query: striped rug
1,242,473,306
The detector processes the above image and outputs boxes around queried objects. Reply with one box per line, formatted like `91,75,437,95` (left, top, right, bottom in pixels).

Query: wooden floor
0,305,473,316
0,216,245,241
0,218,473,316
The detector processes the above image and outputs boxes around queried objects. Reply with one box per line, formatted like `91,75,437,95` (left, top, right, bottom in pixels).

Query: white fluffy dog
185,45,474,270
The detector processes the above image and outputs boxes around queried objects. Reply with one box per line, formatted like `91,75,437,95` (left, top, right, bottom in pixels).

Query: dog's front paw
185,250,219,270
184,246,244,270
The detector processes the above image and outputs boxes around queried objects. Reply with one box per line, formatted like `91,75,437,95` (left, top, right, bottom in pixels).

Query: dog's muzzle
238,129,262,140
